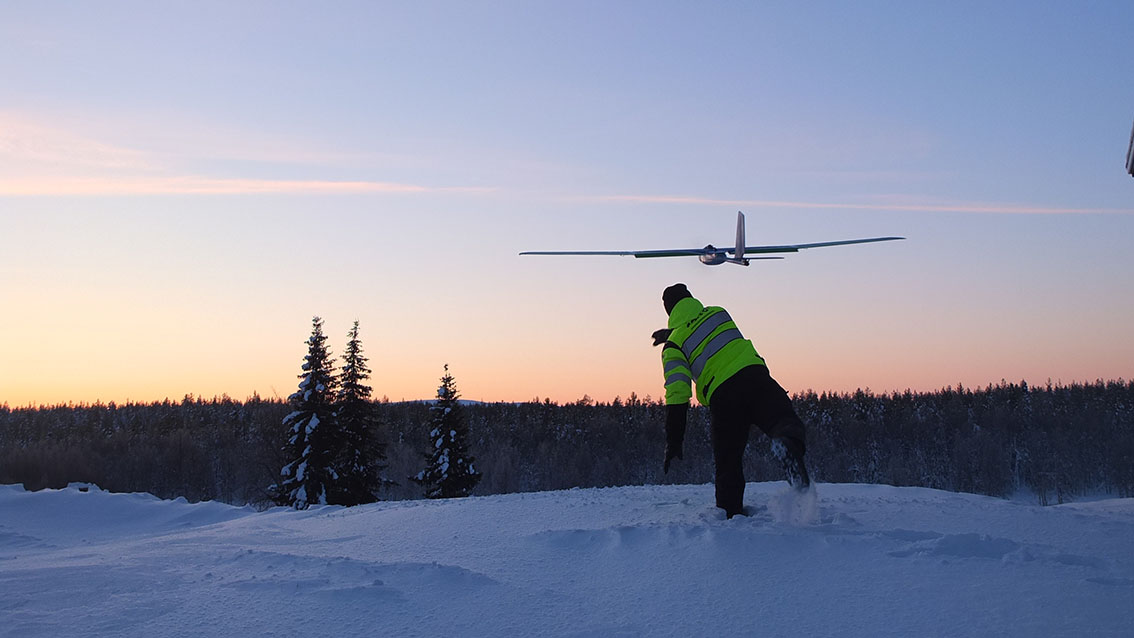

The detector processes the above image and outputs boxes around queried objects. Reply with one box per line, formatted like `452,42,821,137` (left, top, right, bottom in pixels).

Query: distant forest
2,379,1132,507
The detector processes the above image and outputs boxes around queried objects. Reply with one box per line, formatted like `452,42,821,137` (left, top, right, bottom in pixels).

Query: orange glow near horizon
4,212,1133,410
6,337,1132,409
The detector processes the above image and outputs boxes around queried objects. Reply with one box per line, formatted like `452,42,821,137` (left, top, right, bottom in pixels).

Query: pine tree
331,320,386,506
412,364,481,498
271,316,340,509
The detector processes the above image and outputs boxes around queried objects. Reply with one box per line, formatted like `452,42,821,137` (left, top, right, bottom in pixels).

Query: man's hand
651,328,672,347
663,440,683,474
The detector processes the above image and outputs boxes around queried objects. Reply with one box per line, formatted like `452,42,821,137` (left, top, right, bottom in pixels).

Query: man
653,283,810,518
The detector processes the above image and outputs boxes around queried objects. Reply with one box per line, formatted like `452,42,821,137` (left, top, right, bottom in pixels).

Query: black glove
663,403,688,473
652,328,673,347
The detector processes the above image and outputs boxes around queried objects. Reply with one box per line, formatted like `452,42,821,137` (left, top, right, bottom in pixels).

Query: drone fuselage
699,245,749,266
699,245,726,265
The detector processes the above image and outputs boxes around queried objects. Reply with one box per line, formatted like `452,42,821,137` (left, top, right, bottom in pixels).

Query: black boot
771,438,811,491
720,504,746,519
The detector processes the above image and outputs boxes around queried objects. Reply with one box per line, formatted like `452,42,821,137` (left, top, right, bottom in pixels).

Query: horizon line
5,376,1129,409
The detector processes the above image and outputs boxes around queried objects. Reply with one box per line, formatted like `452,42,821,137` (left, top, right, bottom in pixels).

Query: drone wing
629,249,717,258
742,236,905,254
519,230,903,262
519,248,707,258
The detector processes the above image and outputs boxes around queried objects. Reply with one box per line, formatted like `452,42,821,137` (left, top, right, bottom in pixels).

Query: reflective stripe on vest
689,328,743,379
680,309,744,380
663,358,692,386
680,310,733,361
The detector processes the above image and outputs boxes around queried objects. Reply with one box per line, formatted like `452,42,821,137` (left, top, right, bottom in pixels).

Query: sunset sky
3,2,1133,407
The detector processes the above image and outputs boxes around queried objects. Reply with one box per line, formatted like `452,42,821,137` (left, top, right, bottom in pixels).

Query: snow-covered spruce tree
412,365,481,498
330,320,386,506
271,316,340,509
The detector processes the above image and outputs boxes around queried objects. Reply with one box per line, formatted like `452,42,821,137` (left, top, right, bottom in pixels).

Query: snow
1,482,1132,637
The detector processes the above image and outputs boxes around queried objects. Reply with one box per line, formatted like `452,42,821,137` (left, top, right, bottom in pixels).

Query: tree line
2,349,1131,506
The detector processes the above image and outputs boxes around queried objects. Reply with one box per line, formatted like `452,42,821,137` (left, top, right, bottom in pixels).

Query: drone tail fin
731,211,749,265
735,211,745,261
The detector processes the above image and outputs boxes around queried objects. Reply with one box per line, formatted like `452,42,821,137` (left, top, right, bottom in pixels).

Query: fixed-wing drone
520,212,904,266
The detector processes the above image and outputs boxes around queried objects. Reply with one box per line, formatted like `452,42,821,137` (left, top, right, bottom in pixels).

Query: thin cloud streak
0,176,492,196
598,194,1134,215
0,112,490,196
0,111,426,174
0,114,154,172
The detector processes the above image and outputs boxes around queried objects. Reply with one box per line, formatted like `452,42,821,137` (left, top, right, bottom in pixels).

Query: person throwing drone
653,283,811,518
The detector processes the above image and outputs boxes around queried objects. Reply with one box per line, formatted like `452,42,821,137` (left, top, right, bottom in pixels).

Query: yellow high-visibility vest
661,296,765,406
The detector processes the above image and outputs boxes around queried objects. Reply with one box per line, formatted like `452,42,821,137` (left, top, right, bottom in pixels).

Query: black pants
708,365,806,515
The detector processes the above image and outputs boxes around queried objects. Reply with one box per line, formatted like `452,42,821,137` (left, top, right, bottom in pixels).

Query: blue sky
2,2,1132,405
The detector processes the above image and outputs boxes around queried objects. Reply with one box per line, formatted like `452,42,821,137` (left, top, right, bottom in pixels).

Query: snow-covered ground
1,482,1131,637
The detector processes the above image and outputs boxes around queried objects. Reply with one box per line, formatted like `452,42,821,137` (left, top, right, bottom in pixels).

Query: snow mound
1,482,1132,637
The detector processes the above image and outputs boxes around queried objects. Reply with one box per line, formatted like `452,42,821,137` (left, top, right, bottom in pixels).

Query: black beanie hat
662,283,692,315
